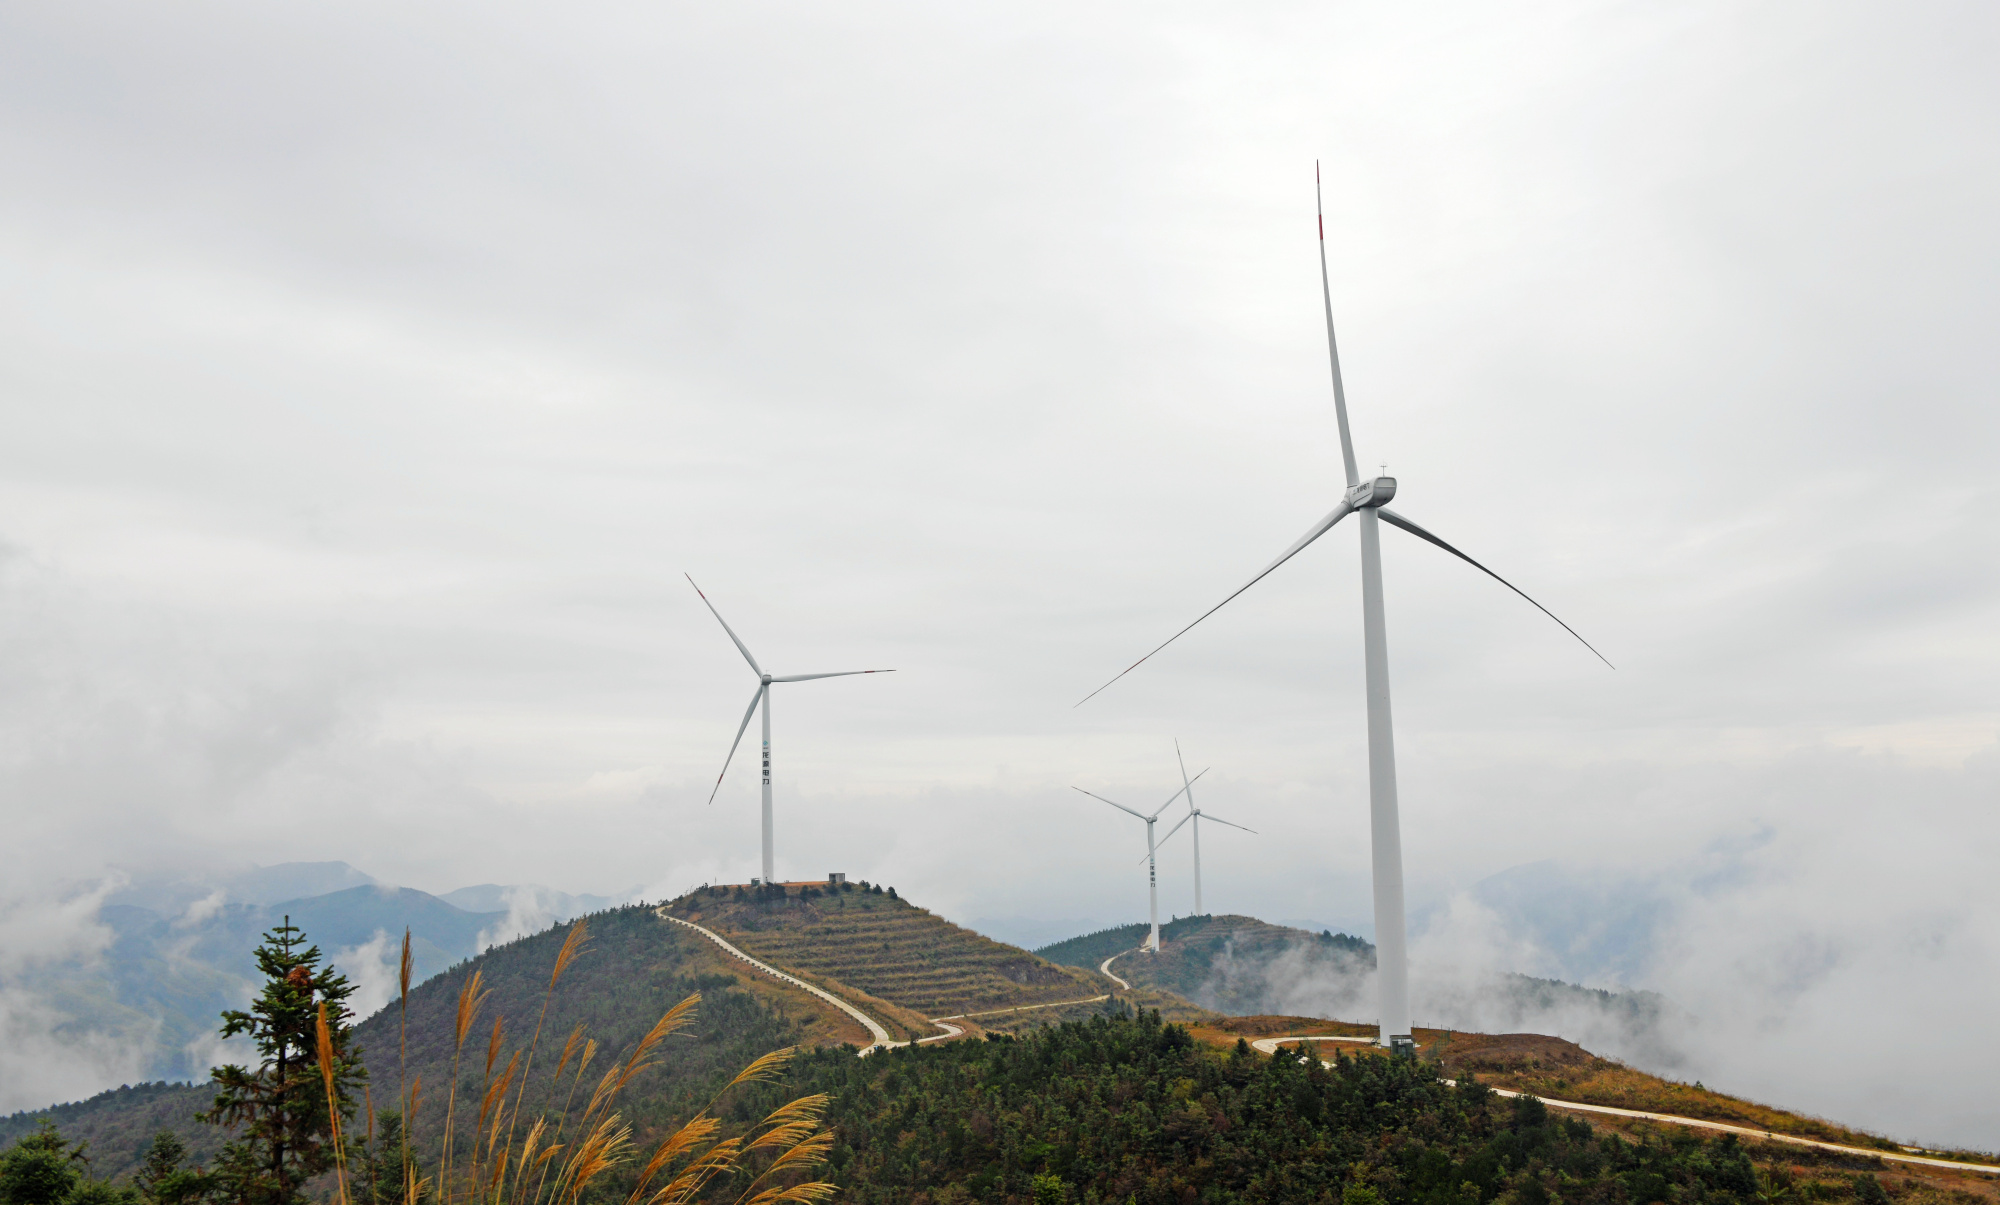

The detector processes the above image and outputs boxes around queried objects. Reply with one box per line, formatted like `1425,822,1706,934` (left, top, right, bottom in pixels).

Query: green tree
200,919,365,1205
0,1123,132,1205
356,1113,406,1205
133,1132,206,1205
0,1123,87,1205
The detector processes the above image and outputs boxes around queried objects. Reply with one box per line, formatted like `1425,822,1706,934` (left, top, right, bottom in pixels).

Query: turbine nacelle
1345,476,1396,509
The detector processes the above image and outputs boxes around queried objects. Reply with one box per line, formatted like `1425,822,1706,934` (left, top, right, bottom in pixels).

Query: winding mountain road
1252,1036,1998,1177
660,912,900,1052
664,916,1984,1171
664,917,1985,1170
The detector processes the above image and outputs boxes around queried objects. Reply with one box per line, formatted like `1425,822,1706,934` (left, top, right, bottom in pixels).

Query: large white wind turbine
1077,167,1610,1053
1074,770,1206,954
688,575,894,885
1154,741,1256,917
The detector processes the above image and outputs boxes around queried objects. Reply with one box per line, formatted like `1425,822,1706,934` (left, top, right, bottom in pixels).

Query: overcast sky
2,0,1996,1146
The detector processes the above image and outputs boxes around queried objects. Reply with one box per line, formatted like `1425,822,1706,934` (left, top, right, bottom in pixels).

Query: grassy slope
1425,1031,1964,1156
1180,1018,2000,1172
660,884,1111,1024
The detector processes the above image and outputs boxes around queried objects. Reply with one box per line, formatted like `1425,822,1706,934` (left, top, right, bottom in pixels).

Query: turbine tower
688,575,894,885
1074,769,1206,953
1077,167,1610,1052
1155,740,1256,916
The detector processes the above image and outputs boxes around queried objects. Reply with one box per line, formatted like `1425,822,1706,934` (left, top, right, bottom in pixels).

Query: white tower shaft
1191,815,1203,916
760,685,774,884
1320,167,1412,1053
1358,508,1411,1048
1145,818,1160,952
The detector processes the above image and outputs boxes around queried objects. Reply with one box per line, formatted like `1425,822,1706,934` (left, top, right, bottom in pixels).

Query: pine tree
200,918,365,1205
356,1114,406,1205
133,1132,207,1205
0,1123,88,1205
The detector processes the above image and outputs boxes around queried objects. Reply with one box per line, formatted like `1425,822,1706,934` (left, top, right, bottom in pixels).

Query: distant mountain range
5,881,1898,1187
3,857,1696,1129
9,862,627,1099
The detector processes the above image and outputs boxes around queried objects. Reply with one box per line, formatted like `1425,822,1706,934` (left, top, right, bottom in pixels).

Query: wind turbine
1076,167,1610,1053
688,575,894,885
1073,769,1206,953
1154,741,1256,917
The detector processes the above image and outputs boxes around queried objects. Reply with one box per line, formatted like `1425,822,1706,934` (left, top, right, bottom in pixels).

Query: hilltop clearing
661,881,1113,1021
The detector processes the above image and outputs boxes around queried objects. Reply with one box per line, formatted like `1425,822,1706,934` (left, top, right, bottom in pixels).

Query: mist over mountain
0,861,633,1110
1038,912,1691,1073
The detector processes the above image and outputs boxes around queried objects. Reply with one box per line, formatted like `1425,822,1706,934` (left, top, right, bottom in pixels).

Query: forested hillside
1033,922,1151,968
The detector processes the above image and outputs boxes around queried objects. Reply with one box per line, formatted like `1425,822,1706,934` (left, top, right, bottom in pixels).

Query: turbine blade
1155,811,1194,851
706,684,766,805
769,670,895,683
1075,502,1356,706
686,575,763,676
1175,739,1195,805
1317,160,1361,490
1073,786,1149,821
1152,767,1210,818
1199,812,1258,835
1375,508,1614,669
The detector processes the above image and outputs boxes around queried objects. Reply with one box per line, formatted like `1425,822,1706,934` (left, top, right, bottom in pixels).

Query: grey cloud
0,0,1994,1149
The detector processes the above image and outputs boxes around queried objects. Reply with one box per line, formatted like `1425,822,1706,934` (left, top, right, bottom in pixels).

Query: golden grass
1186,1019,1974,1167
315,1000,353,1205
366,917,835,1205
1424,1029,1902,1150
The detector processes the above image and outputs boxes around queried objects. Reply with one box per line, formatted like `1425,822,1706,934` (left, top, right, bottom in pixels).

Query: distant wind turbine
1076,166,1611,1053
688,575,894,885
1154,741,1255,917
1074,769,1206,954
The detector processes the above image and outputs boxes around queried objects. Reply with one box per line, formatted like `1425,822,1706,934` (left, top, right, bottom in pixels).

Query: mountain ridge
6,885,1978,1188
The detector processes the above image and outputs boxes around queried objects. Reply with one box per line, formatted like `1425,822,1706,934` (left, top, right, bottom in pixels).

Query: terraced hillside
661,881,1110,1018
